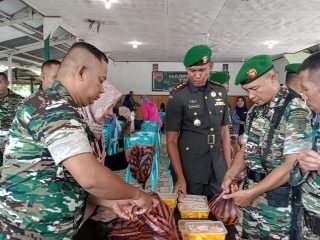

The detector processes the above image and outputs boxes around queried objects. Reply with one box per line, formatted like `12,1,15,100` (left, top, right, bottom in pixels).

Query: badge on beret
247,69,257,79
202,56,208,64
210,91,216,97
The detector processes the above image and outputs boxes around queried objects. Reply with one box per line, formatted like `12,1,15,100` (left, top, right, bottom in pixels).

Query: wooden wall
122,95,253,120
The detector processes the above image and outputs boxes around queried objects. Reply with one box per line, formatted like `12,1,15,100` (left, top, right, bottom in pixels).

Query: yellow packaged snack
158,193,178,208
184,221,227,240
178,203,209,219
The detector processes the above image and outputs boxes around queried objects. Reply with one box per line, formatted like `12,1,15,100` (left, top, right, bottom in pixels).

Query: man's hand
173,177,187,195
298,150,320,174
221,172,234,194
223,189,256,207
132,190,159,214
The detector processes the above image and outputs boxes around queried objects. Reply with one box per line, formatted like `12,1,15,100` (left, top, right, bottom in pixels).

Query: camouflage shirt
301,115,320,217
0,80,92,239
241,85,312,239
0,89,24,131
244,85,312,173
0,89,23,165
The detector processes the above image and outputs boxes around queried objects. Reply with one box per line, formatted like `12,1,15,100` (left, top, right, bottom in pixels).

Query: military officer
40,59,61,90
166,45,231,199
209,71,230,90
209,71,238,158
285,63,301,94
0,42,158,239
296,52,320,239
222,54,312,239
0,72,23,166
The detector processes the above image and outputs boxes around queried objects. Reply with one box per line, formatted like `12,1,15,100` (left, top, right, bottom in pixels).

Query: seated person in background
119,106,132,138
230,96,248,136
140,95,162,128
159,102,166,112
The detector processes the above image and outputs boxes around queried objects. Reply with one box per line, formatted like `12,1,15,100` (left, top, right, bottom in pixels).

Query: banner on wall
152,71,188,91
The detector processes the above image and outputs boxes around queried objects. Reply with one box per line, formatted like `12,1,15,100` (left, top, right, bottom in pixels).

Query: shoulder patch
173,81,188,91
209,81,222,87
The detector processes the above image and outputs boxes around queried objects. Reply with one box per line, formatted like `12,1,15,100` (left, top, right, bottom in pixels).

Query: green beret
209,71,230,84
235,54,273,85
183,45,212,67
285,63,301,74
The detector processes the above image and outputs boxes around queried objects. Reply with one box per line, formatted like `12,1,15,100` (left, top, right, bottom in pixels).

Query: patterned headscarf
81,81,122,139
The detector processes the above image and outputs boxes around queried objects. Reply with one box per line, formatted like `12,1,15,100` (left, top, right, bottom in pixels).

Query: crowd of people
0,41,319,240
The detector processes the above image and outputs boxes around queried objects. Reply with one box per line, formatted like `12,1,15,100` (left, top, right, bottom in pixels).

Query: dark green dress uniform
166,80,230,197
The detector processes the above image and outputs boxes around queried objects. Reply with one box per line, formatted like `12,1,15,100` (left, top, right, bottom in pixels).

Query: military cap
209,71,230,84
285,63,301,74
235,54,273,85
183,45,212,67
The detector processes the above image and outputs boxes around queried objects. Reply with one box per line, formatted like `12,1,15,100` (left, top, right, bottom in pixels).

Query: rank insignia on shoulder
173,80,188,91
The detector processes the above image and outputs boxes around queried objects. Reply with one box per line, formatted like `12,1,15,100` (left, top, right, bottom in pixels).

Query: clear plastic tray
178,194,208,204
184,221,228,240
178,220,214,232
178,203,209,219
158,192,178,208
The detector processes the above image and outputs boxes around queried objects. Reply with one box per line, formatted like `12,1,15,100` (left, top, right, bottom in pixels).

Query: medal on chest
193,112,201,127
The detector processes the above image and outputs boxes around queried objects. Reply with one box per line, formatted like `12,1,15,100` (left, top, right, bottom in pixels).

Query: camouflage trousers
0,221,73,240
301,214,320,240
301,225,320,240
242,180,291,240
0,136,7,167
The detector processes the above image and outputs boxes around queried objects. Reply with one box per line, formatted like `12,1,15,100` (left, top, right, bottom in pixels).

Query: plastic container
184,221,228,240
178,220,214,239
178,194,207,204
178,203,210,219
158,192,178,208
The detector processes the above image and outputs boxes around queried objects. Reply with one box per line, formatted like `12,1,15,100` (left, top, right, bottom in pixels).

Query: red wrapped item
209,171,247,225
129,145,156,189
108,192,179,240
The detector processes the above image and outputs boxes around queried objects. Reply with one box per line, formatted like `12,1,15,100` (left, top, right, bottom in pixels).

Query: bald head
40,60,61,90
57,42,109,107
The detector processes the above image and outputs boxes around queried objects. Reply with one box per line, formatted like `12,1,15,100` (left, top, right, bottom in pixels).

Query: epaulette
209,81,222,87
173,80,188,91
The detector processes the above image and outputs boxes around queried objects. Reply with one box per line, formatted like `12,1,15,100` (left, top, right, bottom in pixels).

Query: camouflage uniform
242,85,312,239
0,80,93,239
0,89,23,166
301,117,320,239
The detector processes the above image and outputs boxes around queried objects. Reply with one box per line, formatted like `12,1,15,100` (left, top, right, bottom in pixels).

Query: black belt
304,209,320,236
247,169,266,183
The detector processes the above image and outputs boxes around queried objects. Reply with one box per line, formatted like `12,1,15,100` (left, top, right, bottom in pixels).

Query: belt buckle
208,134,215,145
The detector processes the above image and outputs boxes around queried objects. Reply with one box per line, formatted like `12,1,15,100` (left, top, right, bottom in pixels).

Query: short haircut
41,59,61,71
300,52,320,82
0,72,8,81
65,42,108,64
129,91,133,94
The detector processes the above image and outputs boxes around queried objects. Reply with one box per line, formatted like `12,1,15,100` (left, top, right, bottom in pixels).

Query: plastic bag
208,171,247,225
108,192,179,240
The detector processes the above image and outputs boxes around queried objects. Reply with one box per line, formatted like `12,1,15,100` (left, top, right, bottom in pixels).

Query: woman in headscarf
231,96,248,136
75,81,132,239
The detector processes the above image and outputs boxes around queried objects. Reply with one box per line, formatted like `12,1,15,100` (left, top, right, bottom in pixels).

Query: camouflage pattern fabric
301,120,320,239
0,81,92,239
242,85,312,239
0,89,23,166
